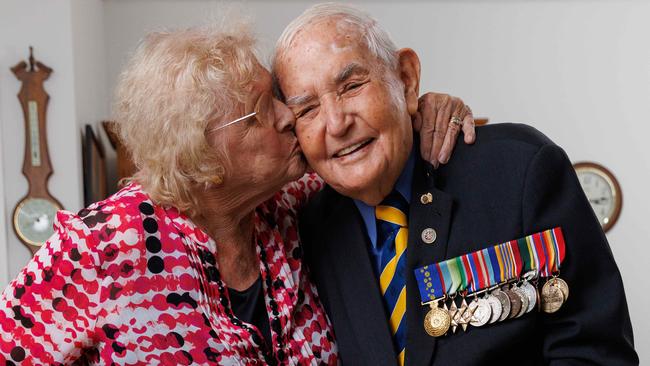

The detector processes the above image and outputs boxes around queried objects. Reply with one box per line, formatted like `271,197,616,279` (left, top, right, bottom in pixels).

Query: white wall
0,0,83,280
71,0,109,147
103,0,649,359
0,0,106,283
0,95,7,287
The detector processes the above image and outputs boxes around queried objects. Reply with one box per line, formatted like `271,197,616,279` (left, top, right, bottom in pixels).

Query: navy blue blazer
299,123,637,366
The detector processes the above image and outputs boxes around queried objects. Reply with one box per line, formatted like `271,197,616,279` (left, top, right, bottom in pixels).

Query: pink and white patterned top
0,174,338,365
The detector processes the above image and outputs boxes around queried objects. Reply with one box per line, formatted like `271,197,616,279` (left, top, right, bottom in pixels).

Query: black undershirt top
228,277,272,347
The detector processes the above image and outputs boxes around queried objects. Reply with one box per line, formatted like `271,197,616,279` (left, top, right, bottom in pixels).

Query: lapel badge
421,228,437,244
420,192,433,204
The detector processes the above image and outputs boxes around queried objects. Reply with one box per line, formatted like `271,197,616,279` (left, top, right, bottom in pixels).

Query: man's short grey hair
272,3,399,72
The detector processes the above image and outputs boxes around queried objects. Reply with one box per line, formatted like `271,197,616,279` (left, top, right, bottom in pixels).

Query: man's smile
332,138,375,158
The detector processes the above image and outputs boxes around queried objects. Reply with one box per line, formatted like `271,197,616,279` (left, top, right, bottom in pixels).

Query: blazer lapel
323,193,396,365
405,158,454,366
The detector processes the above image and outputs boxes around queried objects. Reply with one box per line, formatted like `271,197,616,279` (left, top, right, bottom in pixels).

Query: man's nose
322,97,352,137
274,98,296,133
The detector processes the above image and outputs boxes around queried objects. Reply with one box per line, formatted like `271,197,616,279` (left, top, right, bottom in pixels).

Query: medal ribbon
456,256,472,293
441,258,462,295
552,227,566,269
464,253,479,293
516,228,566,277
414,227,566,303
465,249,491,293
415,263,447,302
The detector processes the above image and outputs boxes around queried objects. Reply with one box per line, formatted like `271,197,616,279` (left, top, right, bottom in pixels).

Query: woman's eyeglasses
207,91,273,134
208,111,256,133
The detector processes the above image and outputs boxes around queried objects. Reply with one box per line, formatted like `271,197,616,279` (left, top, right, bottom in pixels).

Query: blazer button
421,228,437,244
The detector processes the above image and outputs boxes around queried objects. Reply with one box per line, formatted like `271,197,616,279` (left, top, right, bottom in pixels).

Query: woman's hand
413,92,476,168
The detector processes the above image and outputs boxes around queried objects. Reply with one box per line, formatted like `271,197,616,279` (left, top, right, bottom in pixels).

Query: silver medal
485,294,503,324
469,298,492,327
513,286,529,318
493,289,511,322
520,281,537,313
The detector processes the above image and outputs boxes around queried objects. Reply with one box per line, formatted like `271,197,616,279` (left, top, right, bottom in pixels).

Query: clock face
574,163,622,232
578,171,614,224
13,197,61,247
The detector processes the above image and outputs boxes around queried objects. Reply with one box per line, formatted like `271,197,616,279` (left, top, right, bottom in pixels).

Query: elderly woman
0,22,473,364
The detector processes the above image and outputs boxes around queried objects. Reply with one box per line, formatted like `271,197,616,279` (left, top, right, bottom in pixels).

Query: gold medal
549,277,569,301
424,302,451,337
541,279,565,313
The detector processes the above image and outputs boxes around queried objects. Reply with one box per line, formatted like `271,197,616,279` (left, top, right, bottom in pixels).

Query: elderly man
272,3,638,366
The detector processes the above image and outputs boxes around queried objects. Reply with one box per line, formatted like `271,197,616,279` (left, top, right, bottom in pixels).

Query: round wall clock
10,47,63,254
573,161,622,232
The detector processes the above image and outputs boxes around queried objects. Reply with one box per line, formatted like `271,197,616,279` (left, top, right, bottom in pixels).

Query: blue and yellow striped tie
375,191,408,366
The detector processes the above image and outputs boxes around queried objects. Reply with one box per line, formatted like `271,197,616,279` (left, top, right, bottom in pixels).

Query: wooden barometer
10,47,63,254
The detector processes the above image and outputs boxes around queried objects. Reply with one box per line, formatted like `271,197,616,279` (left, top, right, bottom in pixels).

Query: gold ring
450,116,463,127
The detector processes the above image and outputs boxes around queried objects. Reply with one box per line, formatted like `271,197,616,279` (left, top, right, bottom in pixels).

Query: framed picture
102,120,136,188
82,124,108,207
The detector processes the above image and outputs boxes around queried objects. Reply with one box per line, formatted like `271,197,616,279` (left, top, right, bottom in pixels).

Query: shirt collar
353,148,416,248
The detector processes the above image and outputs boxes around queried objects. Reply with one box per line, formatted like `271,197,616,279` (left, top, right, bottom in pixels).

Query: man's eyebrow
334,63,369,84
286,94,314,107
285,63,368,106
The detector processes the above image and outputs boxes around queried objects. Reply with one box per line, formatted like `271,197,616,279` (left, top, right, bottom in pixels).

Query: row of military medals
424,273,569,337
416,227,569,337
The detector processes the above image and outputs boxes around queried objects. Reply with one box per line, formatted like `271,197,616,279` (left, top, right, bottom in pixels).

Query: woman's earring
210,175,223,186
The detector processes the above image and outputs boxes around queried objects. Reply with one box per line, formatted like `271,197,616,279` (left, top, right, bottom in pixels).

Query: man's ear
397,48,421,115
